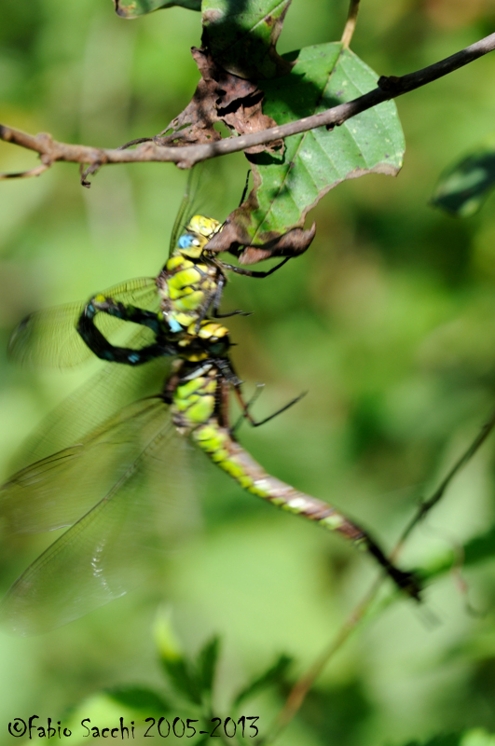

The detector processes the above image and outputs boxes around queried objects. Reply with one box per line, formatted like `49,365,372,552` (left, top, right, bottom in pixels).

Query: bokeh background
2,1,495,744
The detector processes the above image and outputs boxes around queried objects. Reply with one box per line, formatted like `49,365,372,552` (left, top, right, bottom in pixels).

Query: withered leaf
154,48,282,155
206,213,316,265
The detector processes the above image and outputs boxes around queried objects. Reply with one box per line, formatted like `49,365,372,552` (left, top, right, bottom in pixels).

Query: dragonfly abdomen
193,423,355,531
191,423,421,599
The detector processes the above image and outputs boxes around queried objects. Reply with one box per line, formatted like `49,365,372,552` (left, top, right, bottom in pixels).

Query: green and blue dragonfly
0,183,419,634
1,314,419,634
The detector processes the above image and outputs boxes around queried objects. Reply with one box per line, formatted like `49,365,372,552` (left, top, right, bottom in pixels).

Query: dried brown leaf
155,48,282,154
205,216,316,264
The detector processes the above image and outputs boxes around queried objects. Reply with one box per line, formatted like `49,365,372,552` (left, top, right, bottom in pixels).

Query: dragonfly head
175,215,222,259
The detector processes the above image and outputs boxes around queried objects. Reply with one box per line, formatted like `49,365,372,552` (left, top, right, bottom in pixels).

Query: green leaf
202,0,292,78
154,607,184,662
105,686,169,713
403,736,462,746
404,731,495,746
418,524,495,584
114,0,200,18
431,145,495,217
192,735,211,746
160,657,203,705
464,525,495,567
196,636,220,695
233,653,292,707
234,43,404,244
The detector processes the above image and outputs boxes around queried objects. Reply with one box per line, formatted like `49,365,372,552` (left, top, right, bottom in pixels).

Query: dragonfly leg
77,295,173,365
220,257,291,279
231,384,265,433
239,169,251,205
230,379,306,430
200,262,251,321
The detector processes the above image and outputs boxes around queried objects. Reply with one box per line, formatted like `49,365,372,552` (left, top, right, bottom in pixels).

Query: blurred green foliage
432,143,495,217
2,1,495,744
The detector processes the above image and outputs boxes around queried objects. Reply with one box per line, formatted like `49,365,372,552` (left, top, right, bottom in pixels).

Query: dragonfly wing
9,300,89,367
13,352,170,469
170,162,228,255
9,277,159,368
170,167,199,254
0,396,195,634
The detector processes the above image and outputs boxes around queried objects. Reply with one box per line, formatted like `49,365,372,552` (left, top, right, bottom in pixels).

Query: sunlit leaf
222,43,404,253
202,0,292,79
114,0,200,19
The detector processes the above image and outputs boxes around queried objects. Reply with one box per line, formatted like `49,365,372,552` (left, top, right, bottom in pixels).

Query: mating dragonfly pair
0,185,420,634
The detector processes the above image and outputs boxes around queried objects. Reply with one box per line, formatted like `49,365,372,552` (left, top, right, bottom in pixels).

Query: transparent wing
12,351,171,470
9,277,159,368
170,162,229,255
0,397,195,635
170,166,201,254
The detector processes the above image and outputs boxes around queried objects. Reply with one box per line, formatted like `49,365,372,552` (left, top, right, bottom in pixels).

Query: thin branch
341,0,361,49
262,578,382,745
1,31,495,173
263,403,495,744
0,163,50,180
395,405,495,549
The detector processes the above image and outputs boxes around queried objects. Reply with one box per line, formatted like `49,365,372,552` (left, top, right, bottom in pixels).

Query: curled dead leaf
206,217,316,264
155,48,282,154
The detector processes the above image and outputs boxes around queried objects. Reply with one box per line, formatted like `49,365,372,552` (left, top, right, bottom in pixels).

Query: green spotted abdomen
171,366,419,599
191,423,353,537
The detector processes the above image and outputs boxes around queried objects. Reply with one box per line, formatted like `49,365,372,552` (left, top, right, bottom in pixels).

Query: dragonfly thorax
156,256,221,334
155,214,225,335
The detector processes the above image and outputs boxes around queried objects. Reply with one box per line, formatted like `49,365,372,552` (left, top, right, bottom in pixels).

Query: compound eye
178,234,200,250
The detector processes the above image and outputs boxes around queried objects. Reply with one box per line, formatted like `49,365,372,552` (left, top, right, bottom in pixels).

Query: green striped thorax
157,215,223,335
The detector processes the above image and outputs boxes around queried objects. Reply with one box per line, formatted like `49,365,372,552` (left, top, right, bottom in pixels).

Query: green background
1,1,495,744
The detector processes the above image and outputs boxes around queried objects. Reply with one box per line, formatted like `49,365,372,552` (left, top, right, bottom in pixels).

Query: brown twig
1,31,495,176
263,404,495,744
262,577,382,744
341,0,361,49
0,163,50,180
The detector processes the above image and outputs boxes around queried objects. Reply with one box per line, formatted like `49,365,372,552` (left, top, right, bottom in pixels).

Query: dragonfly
2,172,420,632
0,316,419,634
10,170,289,372
7,171,290,461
